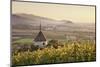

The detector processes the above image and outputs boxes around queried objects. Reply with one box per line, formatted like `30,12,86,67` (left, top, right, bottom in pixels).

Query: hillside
11,13,73,30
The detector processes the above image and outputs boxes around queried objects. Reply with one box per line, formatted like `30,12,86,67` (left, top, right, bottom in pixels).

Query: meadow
12,39,96,66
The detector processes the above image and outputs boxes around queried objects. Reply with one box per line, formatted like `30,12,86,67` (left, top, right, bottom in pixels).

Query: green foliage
12,40,96,66
13,39,33,45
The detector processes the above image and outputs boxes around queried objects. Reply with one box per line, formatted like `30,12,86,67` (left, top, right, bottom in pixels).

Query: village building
34,23,47,48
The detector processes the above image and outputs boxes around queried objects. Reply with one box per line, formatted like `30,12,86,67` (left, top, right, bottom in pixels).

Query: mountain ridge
12,13,73,30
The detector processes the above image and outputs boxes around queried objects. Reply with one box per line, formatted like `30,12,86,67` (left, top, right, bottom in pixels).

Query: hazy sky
12,1,95,23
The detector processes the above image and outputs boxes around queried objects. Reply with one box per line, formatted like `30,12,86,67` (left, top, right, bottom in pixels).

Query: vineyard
12,40,96,66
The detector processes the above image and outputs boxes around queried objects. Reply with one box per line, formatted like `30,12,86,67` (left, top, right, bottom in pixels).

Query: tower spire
40,20,41,31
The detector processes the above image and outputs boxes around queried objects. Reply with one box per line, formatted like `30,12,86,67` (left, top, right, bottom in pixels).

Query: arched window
43,42,45,45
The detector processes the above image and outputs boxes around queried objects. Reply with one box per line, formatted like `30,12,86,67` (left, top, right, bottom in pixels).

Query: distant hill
60,20,73,24
11,14,73,30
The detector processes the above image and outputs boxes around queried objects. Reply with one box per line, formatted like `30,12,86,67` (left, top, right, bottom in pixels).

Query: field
12,39,96,66
11,22,96,66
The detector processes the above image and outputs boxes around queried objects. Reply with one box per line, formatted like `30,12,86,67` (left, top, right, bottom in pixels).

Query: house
34,23,47,48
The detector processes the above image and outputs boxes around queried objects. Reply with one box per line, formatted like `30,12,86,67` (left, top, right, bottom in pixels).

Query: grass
12,38,33,45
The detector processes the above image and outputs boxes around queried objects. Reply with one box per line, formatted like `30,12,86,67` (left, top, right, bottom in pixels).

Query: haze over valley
12,13,95,41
